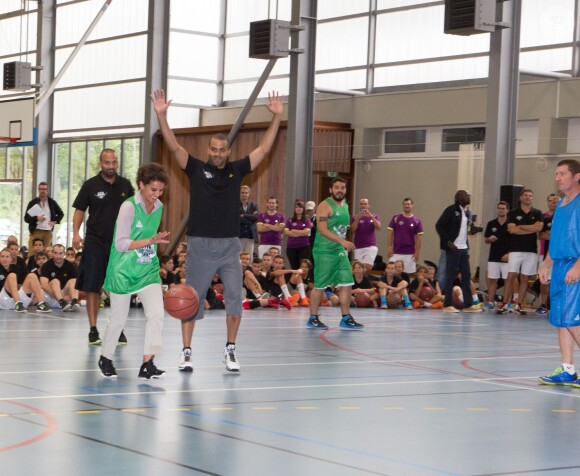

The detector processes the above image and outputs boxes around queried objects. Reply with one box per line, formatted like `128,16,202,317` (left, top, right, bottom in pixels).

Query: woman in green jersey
98,163,170,379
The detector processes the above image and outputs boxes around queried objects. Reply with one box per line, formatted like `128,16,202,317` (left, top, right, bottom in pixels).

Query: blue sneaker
484,302,495,311
307,315,328,330
538,367,577,386
339,314,364,330
536,305,548,316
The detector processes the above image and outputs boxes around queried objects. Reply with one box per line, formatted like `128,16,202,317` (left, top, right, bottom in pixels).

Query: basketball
419,286,434,302
354,292,373,308
164,284,200,320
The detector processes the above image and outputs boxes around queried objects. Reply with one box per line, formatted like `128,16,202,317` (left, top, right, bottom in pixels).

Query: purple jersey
285,217,312,248
388,214,423,254
258,211,285,246
350,214,379,248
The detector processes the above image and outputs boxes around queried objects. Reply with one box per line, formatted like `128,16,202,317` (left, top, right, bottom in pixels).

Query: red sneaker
280,298,292,310
268,297,279,309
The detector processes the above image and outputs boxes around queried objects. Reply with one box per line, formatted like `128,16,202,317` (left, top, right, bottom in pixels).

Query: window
442,127,485,152
384,130,426,153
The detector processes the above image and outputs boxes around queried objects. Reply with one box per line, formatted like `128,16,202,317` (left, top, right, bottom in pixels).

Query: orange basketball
164,284,200,320
419,286,434,302
354,292,373,308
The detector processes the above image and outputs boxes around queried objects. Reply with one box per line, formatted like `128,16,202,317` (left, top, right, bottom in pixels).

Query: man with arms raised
151,89,283,372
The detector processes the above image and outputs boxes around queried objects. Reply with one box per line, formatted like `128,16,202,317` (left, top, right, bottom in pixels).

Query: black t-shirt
41,259,77,289
72,173,135,248
352,275,373,290
380,274,403,288
161,271,178,287
484,218,510,262
542,214,553,256
0,264,19,293
11,257,27,285
184,155,251,238
507,206,543,253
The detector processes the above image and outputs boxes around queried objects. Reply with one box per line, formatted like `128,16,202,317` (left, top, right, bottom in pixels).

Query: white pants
354,246,378,266
391,254,417,273
101,283,165,360
258,244,281,258
0,288,31,310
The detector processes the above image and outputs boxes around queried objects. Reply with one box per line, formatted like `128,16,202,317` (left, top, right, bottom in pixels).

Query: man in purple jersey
257,196,285,257
350,198,381,273
387,197,424,274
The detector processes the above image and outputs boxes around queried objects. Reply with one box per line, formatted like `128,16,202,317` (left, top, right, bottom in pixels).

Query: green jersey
104,196,162,294
313,197,350,254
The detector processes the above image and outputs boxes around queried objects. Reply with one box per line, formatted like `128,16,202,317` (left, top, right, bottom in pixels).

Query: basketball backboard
0,97,35,145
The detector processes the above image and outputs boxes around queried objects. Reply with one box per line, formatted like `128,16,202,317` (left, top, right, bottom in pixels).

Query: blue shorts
549,258,580,327
185,236,242,321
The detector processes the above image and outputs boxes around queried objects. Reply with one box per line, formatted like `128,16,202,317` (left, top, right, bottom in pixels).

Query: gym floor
1,305,578,476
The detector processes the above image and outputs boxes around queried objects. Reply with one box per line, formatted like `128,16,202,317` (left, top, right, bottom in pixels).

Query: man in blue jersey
538,159,580,386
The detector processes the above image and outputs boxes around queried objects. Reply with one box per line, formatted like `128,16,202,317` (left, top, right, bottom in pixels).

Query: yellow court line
382,406,404,410
253,407,277,410
77,410,101,414
167,408,190,411
552,409,576,413
465,408,489,411
424,407,447,411
121,409,145,413
339,406,361,410
296,406,319,410
209,407,233,411
509,409,532,412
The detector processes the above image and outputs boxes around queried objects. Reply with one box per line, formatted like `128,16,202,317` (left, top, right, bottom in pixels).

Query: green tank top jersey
313,197,350,254
104,196,162,294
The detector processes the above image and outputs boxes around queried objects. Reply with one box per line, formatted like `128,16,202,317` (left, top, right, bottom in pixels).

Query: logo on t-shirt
204,170,214,179
136,220,143,228
136,245,155,264
491,227,497,232
96,191,107,199
516,215,523,221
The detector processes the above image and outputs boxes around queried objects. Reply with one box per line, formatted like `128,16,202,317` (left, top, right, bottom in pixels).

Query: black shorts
75,241,110,293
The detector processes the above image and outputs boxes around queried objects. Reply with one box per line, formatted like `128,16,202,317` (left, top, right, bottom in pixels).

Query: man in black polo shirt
151,88,283,373
499,188,543,314
484,201,510,310
40,244,80,312
72,149,134,344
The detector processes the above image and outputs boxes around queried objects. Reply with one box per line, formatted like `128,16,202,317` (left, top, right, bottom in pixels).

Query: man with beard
72,149,135,344
307,177,364,330
151,88,283,373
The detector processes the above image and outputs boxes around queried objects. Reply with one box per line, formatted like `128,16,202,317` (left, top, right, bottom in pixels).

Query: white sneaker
179,347,193,372
223,344,240,372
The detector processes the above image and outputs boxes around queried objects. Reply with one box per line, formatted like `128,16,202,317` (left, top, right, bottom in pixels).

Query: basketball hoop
0,136,18,144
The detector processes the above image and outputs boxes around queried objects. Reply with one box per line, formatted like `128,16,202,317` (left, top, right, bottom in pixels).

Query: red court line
0,400,58,452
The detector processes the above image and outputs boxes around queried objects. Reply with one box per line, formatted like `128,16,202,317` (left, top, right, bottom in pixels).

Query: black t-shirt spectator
352,275,373,290
380,274,403,288
41,259,77,289
11,257,28,285
484,218,510,262
0,264,20,293
161,271,178,287
542,214,553,256
507,206,543,253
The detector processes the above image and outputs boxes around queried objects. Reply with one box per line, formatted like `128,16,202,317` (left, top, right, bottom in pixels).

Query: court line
0,353,561,376
0,401,58,452
2,375,574,402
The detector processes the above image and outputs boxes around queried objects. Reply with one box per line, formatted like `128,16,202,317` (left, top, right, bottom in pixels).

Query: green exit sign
327,171,337,178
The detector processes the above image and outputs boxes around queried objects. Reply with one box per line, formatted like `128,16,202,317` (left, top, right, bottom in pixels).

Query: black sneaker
14,301,26,313
138,357,165,380
98,356,117,378
306,315,328,329
88,328,102,345
60,299,72,312
117,330,128,345
36,302,52,313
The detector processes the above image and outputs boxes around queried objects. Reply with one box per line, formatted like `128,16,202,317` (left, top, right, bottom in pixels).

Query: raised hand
151,89,171,115
266,91,283,116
